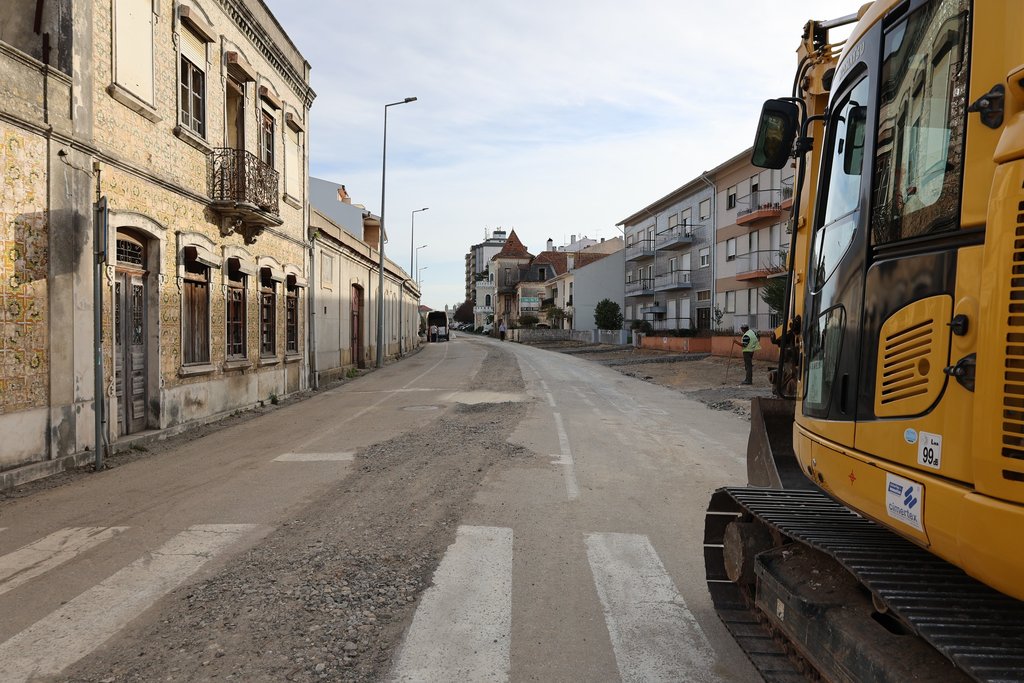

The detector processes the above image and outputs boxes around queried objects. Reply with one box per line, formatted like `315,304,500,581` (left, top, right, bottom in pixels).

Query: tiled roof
531,251,568,276
492,230,533,260
571,252,609,269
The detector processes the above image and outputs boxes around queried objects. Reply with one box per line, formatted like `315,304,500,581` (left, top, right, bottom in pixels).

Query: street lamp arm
377,95,418,369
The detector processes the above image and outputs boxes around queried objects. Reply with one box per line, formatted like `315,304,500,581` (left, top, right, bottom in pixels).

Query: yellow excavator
705,2,1024,680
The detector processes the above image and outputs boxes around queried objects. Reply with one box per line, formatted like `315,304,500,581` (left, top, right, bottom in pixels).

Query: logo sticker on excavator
885,473,924,532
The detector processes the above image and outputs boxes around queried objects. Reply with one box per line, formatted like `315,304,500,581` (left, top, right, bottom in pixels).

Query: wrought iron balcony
209,148,282,242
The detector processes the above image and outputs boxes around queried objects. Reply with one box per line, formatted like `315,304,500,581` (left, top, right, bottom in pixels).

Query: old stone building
0,0,315,483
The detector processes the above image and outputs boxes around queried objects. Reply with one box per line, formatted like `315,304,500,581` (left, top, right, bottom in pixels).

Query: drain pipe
698,172,717,317
93,169,108,470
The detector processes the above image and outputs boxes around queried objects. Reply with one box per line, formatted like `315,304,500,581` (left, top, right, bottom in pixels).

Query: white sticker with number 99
918,432,942,470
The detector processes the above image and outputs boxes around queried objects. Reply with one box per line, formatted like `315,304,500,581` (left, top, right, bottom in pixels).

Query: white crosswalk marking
0,527,127,597
586,532,720,683
0,524,257,682
390,525,513,682
274,452,354,462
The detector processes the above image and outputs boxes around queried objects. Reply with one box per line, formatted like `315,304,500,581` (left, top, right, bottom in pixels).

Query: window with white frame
727,186,737,210
178,26,207,137
699,199,711,221
699,247,710,268
749,288,758,314
681,208,691,226
725,290,736,313
726,238,736,260
668,213,678,228
113,0,155,105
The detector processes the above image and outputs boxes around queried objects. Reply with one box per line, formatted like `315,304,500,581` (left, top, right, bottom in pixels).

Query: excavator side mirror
751,99,800,169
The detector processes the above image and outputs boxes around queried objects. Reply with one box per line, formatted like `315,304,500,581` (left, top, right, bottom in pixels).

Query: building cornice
215,0,316,109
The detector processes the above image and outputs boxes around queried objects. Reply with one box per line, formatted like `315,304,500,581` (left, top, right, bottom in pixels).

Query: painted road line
0,527,128,597
390,525,513,682
0,524,257,682
274,452,355,462
586,533,719,683
552,412,580,500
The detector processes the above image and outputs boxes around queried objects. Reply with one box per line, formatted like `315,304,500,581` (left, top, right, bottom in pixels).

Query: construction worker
733,324,761,385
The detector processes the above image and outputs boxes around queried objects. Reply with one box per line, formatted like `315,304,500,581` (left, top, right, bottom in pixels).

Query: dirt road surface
0,336,762,682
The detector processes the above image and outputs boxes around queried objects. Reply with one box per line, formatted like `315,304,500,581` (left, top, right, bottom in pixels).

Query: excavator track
705,487,1024,683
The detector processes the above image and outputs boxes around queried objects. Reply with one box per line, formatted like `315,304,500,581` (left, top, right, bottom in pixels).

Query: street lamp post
418,265,429,286
410,208,429,275
415,244,427,280
399,208,429,356
377,96,417,369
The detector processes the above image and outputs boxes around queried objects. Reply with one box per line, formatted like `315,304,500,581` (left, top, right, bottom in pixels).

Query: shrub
594,299,623,330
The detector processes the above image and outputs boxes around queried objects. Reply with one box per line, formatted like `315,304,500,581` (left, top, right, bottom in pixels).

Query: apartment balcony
625,278,654,296
473,305,493,314
209,148,282,243
736,249,785,281
654,269,693,291
656,224,699,250
736,189,785,226
640,303,666,316
625,240,655,262
780,181,794,210
732,312,783,332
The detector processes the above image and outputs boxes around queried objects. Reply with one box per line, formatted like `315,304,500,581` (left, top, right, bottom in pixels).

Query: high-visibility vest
742,329,761,352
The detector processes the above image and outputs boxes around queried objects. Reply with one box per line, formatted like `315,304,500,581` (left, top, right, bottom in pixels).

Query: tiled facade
0,0,316,479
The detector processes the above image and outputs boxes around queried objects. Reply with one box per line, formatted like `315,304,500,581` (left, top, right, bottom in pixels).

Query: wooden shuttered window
286,278,298,354
260,268,276,357
226,260,246,359
182,253,210,364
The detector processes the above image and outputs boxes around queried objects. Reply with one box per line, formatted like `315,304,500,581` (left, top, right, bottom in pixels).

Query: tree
453,300,474,324
594,299,623,330
518,313,540,328
542,304,566,328
760,249,788,318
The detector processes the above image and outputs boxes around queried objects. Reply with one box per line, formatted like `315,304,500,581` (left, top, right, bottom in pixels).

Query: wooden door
351,285,364,368
115,271,147,434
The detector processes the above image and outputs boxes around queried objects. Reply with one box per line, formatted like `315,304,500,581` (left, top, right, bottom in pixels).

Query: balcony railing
654,269,692,290
625,278,654,296
210,148,280,217
625,240,655,262
473,305,493,314
736,249,785,280
736,189,785,225
656,223,699,250
732,312,782,332
643,317,693,331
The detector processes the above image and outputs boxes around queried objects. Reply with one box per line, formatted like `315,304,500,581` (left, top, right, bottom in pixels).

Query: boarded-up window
226,260,246,359
285,125,300,199
182,251,210,365
260,268,276,356
114,0,155,103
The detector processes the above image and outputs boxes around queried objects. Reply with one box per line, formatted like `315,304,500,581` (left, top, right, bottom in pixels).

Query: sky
263,0,858,310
